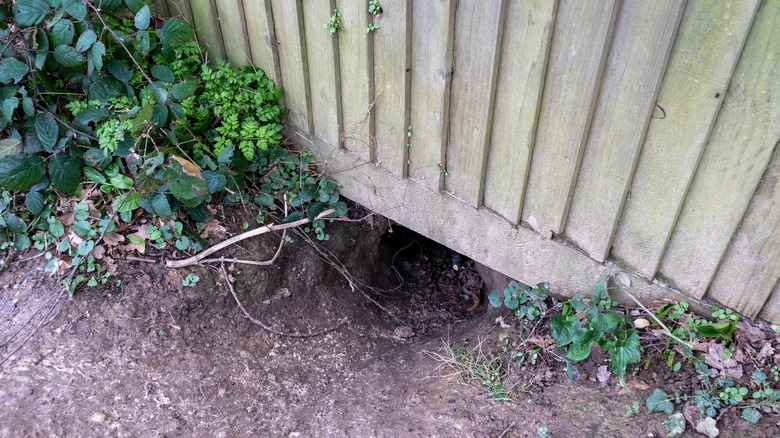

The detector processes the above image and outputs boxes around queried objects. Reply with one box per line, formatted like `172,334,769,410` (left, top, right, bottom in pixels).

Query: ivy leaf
35,112,58,152
171,80,198,101
134,4,150,30
742,407,762,424
53,45,83,68
646,389,674,415
609,330,641,376
590,311,621,333
664,413,686,436
77,239,94,256
151,64,174,83
112,191,141,213
331,200,347,216
75,29,97,53
254,193,275,207
202,170,226,194
3,212,26,233
488,290,502,308
567,328,601,361
550,313,580,346
49,154,82,195
157,17,194,49
50,19,75,47
13,0,50,27
25,190,45,216
0,58,29,85
0,155,45,190
149,193,173,217
0,138,21,157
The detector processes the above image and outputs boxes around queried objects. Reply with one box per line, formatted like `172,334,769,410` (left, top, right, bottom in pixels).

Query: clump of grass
427,338,524,401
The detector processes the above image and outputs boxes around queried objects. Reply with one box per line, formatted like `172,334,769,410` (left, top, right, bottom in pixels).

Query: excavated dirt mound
0,212,775,437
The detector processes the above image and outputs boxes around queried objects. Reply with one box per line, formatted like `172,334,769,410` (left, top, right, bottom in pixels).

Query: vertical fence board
521,0,619,237
153,0,169,16
302,0,342,146
214,0,251,66
270,0,312,133
659,0,780,299
244,0,281,84
444,0,506,207
565,0,685,262
373,0,411,177
709,148,780,318
612,0,760,279
482,0,556,223
759,283,780,323
408,0,456,192
191,0,225,62
164,0,193,25
337,0,374,160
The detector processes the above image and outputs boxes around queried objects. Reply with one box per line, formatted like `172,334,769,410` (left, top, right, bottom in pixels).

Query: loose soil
0,209,777,437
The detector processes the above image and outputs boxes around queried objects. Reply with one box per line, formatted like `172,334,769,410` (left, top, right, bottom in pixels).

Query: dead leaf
201,220,227,239
102,233,125,246
757,342,775,361
122,243,146,254
634,318,650,329
695,417,719,438
596,365,611,388
92,245,106,260
704,344,743,379
617,378,650,394
171,155,202,178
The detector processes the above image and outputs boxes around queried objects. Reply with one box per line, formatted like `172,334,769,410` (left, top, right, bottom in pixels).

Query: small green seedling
182,273,200,287
324,9,344,36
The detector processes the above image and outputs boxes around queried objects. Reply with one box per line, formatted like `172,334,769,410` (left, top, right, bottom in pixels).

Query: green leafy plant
324,9,343,36
489,281,548,322
626,400,640,417
364,23,380,34
368,0,383,15
550,281,641,378
182,272,199,287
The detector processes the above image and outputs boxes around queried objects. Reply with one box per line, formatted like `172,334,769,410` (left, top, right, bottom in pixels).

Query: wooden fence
162,0,780,322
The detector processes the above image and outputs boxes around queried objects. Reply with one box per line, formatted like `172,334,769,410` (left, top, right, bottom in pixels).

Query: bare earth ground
0,216,776,437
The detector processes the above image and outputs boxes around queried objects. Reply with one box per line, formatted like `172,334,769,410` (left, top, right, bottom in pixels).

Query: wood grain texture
214,0,251,66
612,0,759,279
565,0,685,262
373,0,411,177
336,0,374,160
302,0,342,146
290,124,711,320
153,0,169,16
521,0,619,237
244,0,281,84
759,283,780,323
709,147,780,318
191,0,225,62
444,0,506,207
164,0,193,25
658,0,780,299
407,0,456,192
270,0,312,133
482,0,556,223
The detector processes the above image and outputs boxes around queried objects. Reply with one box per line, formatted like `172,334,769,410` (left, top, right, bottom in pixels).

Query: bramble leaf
35,112,59,152
0,58,29,84
49,154,82,195
13,0,49,27
0,155,45,190
646,389,674,415
134,4,150,30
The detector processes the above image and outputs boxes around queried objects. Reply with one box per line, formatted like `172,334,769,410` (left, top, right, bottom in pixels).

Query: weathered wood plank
164,0,194,25
290,124,710,320
658,0,780,299
153,0,169,17
270,0,312,134
521,0,619,237
191,0,225,62
612,0,760,279
214,0,251,66
302,0,342,147
244,0,281,84
482,0,556,223
444,0,506,207
759,283,780,324
709,148,780,318
373,0,410,177
336,0,374,160
408,0,455,192
565,0,686,262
